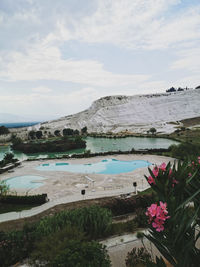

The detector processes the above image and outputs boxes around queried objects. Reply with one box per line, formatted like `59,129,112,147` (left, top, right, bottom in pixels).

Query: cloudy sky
0,0,200,121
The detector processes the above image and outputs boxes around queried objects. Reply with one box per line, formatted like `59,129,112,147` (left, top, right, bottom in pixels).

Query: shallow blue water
5,175,46,189
36,159,151,174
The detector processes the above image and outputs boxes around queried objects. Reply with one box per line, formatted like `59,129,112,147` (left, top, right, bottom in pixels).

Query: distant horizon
0,122,41,128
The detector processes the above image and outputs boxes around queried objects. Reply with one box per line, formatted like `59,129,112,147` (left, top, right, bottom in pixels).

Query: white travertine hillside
40,89,200,134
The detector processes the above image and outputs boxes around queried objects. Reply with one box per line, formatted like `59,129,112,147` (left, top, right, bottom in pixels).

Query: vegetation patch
12,136,86,153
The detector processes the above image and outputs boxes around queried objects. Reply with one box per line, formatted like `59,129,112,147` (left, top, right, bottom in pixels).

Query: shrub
126,247,152,267
0,194,48,205
144,158,200,266
30,225,85,266
52,240,110,267
103,195,154,216
35,205,112,239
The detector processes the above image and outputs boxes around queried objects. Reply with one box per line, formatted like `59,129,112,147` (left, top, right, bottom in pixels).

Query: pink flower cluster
146,201,170,232
147,163,178,187
148,163,167,185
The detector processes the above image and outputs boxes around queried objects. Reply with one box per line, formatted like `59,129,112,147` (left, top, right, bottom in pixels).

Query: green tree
28,130,36,140
0,180,9,196
0,126,9,135
54,130,60,136
149,127,156,135
81,126,87,134
4,153,14,162
35,131,43,139
63,128,74,136
74,129,79,135
52,240,111,267
11,135,22,146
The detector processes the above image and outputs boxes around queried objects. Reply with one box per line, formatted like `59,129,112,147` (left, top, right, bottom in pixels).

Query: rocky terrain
30,89,200,134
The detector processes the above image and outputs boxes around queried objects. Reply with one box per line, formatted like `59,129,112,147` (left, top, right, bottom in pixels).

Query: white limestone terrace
38,89,200,134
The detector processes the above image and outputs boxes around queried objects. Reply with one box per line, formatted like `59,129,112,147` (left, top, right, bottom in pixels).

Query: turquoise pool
36,159,151,174
5,175,46,189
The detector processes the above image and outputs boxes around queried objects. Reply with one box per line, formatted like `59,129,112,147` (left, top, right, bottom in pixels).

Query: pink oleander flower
147,203,158,217
198,156,200,164
188,173,192,177
159,163,166,171
148,175,155,185
146,202,170,232
152,218,165,232
152,166,159,177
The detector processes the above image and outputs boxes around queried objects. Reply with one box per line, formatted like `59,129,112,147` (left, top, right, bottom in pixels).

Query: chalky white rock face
40,89,200,134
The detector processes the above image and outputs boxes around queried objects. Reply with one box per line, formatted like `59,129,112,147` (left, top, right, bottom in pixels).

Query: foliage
63,128,74,136
81,126,88,134
0,180,9,196
30,225,110,267
126,247,152,267
35,130,43,139
0,152,17,168
102,194,154,216
144,157,200,267
149,128,157,135
0,229,34,266
0,126,9,135
28,130,36,139
134,208,148,228
169,142,200,159
63,128,80,136
35,205,112,239
54,130,60,136
0,193,48,205
30,225,85,266
12,137,86,153
11,135,22,146
52,240,111,267
0,205,112,266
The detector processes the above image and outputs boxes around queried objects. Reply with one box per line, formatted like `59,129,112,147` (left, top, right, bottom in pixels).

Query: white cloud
0,87,101,117
32,86,52,93
54,0,200,50
0,42,150,87
171,47,200,72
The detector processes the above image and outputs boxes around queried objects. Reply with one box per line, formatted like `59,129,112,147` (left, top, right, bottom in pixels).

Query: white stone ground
0,154,175,201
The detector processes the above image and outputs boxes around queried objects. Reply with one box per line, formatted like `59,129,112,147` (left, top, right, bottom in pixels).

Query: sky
0,0,200,121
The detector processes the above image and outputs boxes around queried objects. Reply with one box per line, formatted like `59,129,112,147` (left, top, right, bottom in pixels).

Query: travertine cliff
38,89,200,134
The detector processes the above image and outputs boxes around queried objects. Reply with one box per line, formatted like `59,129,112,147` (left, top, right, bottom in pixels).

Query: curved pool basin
36,159,151,174
5,175,47,189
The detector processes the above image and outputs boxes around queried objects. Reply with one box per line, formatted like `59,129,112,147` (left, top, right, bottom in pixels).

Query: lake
0,136,179,161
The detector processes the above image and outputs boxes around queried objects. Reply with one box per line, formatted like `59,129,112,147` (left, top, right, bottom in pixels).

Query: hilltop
28,89,200,134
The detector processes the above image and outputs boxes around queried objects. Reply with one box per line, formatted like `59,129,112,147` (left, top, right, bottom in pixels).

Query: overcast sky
0,0,200,121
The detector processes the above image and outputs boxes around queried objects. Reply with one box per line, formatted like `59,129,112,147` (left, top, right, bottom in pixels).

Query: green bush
35,205,112,239
0,229,34,266
103,195,153,216
126,247,152,267
0,206,112,266
0,194,48,205
30,225,85,266
52,240,110,267
169,142,200,159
